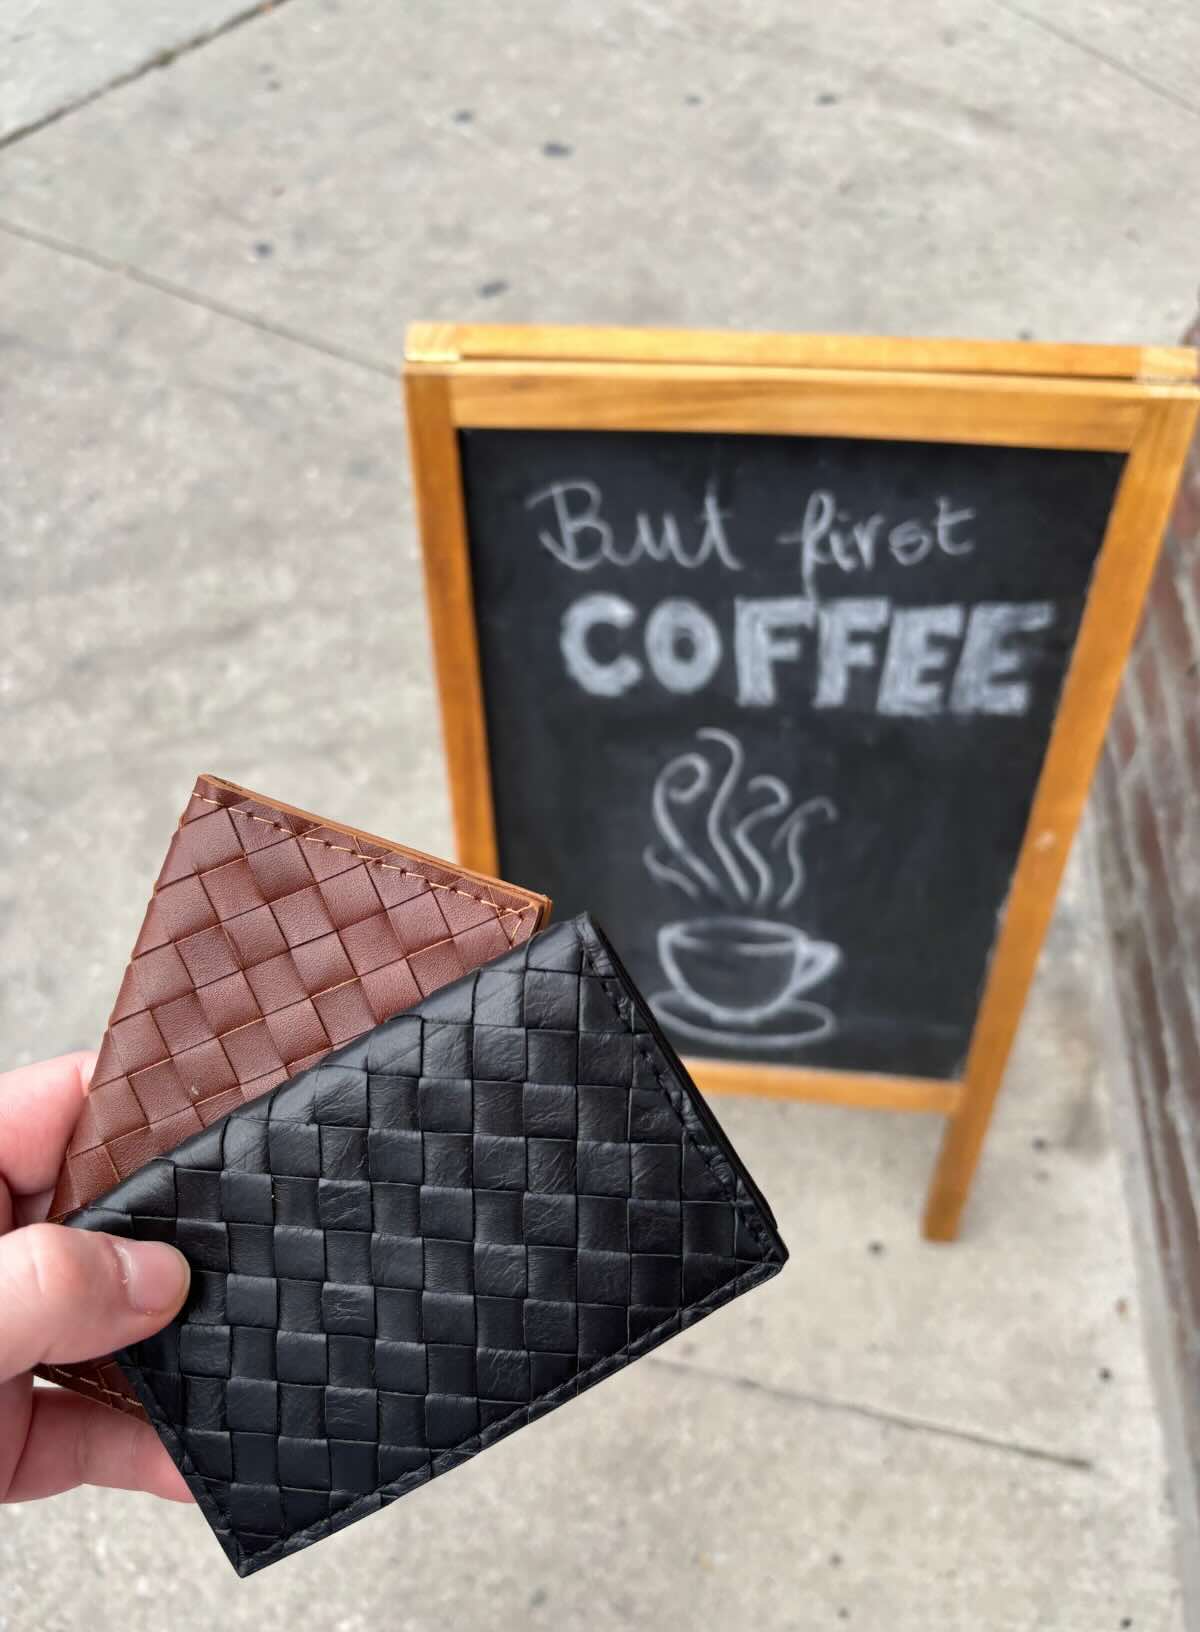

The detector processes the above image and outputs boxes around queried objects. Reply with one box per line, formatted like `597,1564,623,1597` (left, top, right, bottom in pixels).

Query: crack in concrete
0,0,299,152
0,216,396,378
990,0,1200,123
647,1356,1095,1473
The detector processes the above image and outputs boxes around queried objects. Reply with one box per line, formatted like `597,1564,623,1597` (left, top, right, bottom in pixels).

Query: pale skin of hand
0,1052,192,1503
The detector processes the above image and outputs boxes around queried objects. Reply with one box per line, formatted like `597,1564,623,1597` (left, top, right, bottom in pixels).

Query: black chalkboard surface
460,429,1123,1080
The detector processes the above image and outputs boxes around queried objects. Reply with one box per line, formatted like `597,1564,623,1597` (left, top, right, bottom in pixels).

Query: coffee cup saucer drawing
651,986,835,1051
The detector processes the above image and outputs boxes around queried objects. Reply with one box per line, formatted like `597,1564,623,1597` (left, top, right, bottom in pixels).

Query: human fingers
0,1222,189,1378
0,1053,97,1202
1,1384,192,1502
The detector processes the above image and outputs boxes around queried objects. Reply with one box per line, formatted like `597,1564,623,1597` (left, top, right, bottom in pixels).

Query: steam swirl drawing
643,728,843,1051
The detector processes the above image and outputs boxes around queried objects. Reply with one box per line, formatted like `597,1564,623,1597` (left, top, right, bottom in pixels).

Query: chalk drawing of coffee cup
659,916,841,1027
643,727,843,1051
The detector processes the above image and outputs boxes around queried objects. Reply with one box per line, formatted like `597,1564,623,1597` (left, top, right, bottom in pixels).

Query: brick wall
1092,311,1200,1529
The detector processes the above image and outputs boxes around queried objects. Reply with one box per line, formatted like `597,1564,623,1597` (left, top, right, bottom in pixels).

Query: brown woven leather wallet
41,775,549,1416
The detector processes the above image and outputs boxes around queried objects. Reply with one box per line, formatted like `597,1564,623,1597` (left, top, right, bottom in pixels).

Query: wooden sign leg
923,399,1199,1241
922,1088,998,1241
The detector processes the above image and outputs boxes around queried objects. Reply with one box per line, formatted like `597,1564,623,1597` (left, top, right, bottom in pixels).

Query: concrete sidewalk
2,3,1198,1626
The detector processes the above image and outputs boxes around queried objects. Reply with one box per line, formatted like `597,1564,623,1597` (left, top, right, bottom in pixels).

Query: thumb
0,1223,190,1379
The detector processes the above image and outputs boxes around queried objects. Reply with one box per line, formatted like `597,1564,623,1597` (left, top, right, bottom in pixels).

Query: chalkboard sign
405,324,1199,1237
459,427,1119,1080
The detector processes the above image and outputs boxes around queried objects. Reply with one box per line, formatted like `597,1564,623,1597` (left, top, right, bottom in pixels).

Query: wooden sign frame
404,322,1199,1239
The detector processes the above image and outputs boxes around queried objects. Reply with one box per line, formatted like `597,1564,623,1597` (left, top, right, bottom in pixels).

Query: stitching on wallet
42,1362,134,1409
121,917,782,1573
191,793,536,924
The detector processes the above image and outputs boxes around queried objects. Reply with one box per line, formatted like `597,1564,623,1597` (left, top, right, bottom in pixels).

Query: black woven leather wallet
67,914,787,1576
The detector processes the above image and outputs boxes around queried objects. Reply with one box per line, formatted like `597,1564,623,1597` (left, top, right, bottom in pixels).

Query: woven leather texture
68,915,787,1577
43,774,548,1417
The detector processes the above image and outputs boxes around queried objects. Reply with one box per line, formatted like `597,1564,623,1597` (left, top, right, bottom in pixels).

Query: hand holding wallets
67,915,787,1575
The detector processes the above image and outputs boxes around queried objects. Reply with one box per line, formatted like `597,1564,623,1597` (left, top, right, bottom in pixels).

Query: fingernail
112,1240,190,1314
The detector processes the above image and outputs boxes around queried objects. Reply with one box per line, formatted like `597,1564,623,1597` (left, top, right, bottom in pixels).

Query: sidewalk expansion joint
0,0,300,153
0,216,396,379
647,1356,1095,1473
990,0,1200,122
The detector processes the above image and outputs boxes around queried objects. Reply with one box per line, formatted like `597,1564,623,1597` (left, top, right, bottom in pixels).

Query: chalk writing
558,592,1056,715
533,475,1056,717
779,490,976,601
526,480,741,572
